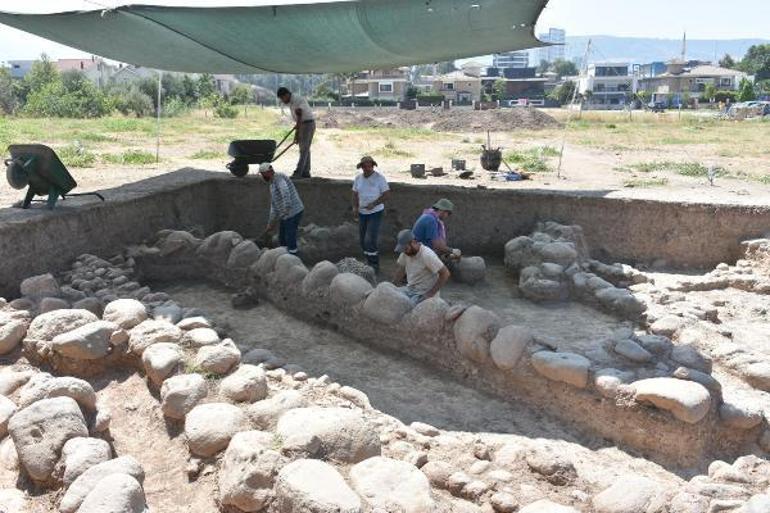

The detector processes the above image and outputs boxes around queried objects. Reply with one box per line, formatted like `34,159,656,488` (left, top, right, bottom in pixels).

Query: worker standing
259,163,304,255
352,156,390,272
277,87,316,179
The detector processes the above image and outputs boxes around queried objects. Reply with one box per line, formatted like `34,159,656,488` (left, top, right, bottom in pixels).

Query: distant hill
562,36,769,64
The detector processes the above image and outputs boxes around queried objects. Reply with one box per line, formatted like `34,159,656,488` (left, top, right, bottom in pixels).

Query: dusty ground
2,107,769,208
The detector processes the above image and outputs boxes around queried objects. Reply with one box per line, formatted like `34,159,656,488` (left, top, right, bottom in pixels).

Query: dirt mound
318,107,560,132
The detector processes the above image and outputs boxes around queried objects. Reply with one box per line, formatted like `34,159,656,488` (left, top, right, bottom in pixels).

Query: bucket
480,149,502,171
410,164,426,178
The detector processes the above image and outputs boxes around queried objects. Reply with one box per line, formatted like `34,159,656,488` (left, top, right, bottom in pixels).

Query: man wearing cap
277,87,315,179
352,156,390,272
393,229,450,305
412,198,462,264
259,163,304,254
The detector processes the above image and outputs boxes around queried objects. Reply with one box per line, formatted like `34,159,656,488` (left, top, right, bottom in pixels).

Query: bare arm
363,190,390,211
393,265,406,286
423,266,450,299
431,238,451,256
352,190,359,218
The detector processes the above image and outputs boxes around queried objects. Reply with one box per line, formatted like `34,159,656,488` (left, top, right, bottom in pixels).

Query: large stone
350,456,434,513
592,476,663,513
274,253,304,277
249,390,308,430
76,473,147,513
0,370,34,396
275,459,362,513
253,247,288,277
614,339,653,363
152,302,183,324
0,488,27,513
671,345,713,374
632,377,711,424
158,230,200,256
227,240,261,269
741,362,770,391
18,373,96,410
453,306,500,364
650,315,686,337
538,241,578,266
128,319,182,355
182,327,220,347
160,373,207,420
103,299,148,329
20,273,60,299
362,282,413,324
738,495,770,513
718,401,764,430
196,230,243,263
302,261,339,296
51,321,117,360
276,407,380,463
141,343,182,386
8,397,88,482
39,297,69,313
26,309,99,343
176,316,211,331
531,351,591,388
0,317,27,354
59,437,112,485
185,403,249,457
194,339,241,374
454,257,486,285
519,499,580,513
219,430,284,512
489,325,533,370
329,273,373,307
594,368,635,398
73,298,103,316
220,364,268,402
0,395,17,438
406,296,449,333
59,456,145,513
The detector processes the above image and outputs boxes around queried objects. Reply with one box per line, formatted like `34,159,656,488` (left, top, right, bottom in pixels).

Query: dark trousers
359,210,383,269
279,210,303,254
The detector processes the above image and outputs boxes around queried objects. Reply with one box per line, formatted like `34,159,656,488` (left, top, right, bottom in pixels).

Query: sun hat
258,162,273,173
356,156,378,169
394,229,415,253
432,198,454,212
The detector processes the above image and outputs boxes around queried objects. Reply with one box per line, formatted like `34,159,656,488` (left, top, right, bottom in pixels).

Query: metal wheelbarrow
5,144,105,209
226,127,296,177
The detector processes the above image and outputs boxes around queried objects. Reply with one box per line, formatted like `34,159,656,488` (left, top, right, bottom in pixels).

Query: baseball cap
258,162,273,173
394,229,415,253
433,198,454,212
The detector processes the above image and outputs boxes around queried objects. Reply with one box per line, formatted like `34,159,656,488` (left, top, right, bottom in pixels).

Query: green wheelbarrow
5,144,105,209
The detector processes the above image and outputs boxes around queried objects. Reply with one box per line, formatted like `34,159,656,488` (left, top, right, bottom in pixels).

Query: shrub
58,143,96,167
162,97,189,118
102,149,156,165
24,72,112,118
214,98,239,119
113,87,154,118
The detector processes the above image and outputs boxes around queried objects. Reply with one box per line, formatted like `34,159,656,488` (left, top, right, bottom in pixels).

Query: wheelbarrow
5,144,105,209
226,127,296,177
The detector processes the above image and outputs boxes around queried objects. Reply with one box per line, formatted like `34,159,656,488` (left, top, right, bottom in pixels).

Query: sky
0,0,768,63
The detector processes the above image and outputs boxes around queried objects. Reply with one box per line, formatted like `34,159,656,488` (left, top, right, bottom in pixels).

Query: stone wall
2,168,770,297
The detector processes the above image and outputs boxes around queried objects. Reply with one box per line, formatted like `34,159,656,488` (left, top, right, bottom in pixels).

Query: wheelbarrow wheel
227,159,249,177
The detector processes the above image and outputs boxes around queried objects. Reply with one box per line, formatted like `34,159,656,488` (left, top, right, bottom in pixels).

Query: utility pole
155,71,162,165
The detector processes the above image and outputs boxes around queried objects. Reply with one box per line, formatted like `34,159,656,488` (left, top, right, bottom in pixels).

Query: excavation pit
1,169,770,513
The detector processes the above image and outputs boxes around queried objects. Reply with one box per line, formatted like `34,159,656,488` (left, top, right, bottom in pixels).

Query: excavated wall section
2,168,770,297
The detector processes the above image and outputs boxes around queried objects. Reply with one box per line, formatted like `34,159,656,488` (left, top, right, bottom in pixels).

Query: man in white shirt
393,229,450,305
277,87,316,179
352,156,390,272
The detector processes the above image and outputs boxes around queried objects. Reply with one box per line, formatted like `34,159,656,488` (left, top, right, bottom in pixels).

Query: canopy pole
156,70,162,166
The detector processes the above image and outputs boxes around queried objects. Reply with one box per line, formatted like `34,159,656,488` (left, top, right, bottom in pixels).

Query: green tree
197,73,217,100
536,59,550,74
112,85,154,117
24,71,112,118
702,83,717,103
635,90,651,104
552,59,578,78
719,54,736,69
737,78,756,102
311,81,337,101
180,74,199,105
548,80,576,105
738,44,770,80
230,84,253,105
24,54,59,93
436,61,457,74
0,68,19,114
492,78,507,100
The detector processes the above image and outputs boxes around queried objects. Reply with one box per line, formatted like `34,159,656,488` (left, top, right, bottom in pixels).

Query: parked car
648,101,666,112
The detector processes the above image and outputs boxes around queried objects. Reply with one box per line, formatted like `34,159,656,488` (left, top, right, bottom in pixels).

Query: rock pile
504,222,647,320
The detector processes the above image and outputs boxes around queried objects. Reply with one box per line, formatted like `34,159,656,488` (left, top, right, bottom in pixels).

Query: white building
578,62,637,110
493,50,529,69
532,28,566,64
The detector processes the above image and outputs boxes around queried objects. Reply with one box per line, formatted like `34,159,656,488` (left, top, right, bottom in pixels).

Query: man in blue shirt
412,198,462,263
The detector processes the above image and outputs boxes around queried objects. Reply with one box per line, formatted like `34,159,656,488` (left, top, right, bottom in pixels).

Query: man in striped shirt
259,163,304,254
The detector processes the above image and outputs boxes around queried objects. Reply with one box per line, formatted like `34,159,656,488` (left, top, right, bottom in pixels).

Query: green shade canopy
0,0,548,73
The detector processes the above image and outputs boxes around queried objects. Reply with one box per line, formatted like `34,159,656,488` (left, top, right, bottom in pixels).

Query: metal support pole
155,71,162,165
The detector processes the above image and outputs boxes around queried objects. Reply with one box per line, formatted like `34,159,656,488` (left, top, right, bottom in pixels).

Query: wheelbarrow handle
271,140,296,163
275,126,297,151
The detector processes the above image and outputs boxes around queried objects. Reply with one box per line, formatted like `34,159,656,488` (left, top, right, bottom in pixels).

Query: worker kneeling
393,229,450,306
412,198,462,266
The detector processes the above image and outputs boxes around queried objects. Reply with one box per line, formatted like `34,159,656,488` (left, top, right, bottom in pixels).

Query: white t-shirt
288,94,315,122
352,171,389,214
397,245,445,296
